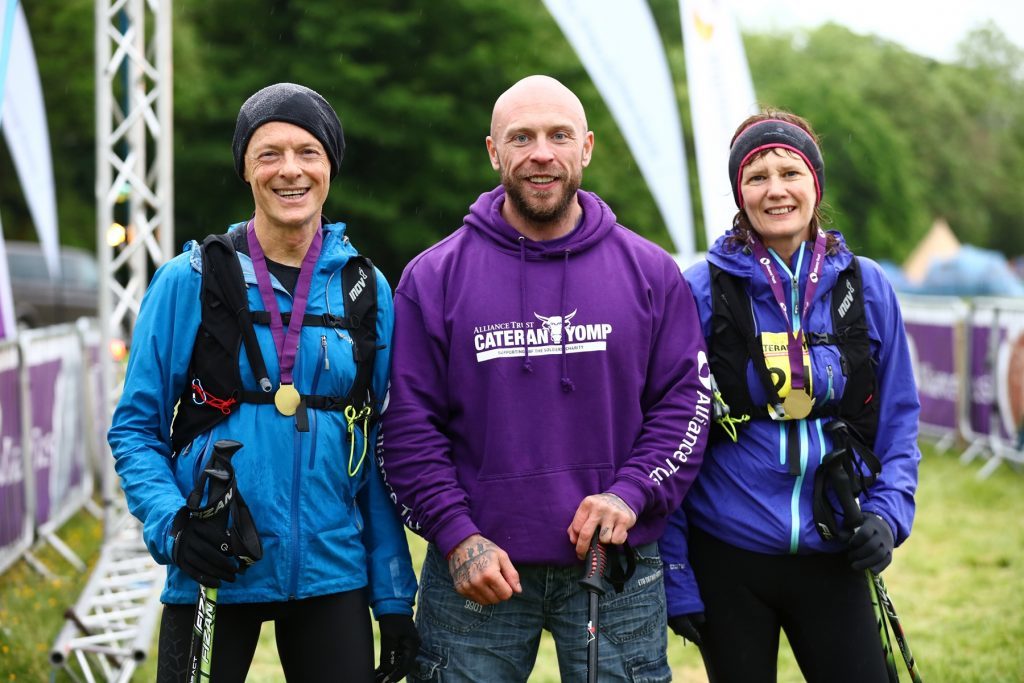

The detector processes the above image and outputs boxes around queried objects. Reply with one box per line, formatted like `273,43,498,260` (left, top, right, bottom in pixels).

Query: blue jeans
411,542,671,682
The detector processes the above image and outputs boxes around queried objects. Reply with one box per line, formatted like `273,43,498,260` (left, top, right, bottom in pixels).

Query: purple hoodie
380,187,710,565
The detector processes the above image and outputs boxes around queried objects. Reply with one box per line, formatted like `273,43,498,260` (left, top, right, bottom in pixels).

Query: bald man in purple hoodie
380,75,710,682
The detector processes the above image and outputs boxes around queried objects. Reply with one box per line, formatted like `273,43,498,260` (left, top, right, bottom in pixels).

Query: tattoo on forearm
450,540,495,590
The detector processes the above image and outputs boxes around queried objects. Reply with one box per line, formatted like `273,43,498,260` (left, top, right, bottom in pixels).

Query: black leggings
156,589,374,683
689,527,890,683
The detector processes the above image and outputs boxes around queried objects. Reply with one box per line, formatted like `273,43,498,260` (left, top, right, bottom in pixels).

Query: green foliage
744,22,1024,262
168,0,666,280
2,0,96,249
0,502,106,681
3,3,1023,273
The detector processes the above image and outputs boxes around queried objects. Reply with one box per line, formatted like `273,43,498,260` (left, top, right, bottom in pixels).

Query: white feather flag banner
681,0,759,246
543,0,695,259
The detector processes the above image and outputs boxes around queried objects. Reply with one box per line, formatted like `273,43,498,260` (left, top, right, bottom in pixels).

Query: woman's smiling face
740,148,817,259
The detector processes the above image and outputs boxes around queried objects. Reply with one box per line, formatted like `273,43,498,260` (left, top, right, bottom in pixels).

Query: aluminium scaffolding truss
48,512,163,683
49,0,173,680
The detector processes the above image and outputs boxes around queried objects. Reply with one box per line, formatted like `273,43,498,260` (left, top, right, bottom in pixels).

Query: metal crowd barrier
900,294,1024,477
0,338,32,575
0,318,163,682
0,322,97,576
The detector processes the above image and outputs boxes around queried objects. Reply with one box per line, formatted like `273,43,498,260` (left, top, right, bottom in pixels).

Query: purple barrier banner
21,326,89,531
906,321,959,430
28,357,61,524
965,307,1009,441
0,343,28,559
901,298,966,433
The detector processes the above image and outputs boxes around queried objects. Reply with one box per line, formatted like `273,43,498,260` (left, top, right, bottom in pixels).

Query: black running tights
689,527,890,683
156,589,374,683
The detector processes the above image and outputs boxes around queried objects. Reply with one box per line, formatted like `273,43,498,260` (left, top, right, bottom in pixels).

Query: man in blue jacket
109,83,418,682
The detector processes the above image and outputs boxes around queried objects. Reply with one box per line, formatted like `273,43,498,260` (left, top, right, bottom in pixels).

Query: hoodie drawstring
518,236,533,373
518,238,575,391
559,249,575,392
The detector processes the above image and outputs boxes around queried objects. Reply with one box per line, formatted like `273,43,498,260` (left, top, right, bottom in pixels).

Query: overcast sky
729,0,1023,62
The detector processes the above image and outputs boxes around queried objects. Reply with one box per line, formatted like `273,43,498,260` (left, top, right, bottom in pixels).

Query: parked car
4,240,100,328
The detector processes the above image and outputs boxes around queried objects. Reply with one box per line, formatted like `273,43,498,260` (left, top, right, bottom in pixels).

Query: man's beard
501,166,581,224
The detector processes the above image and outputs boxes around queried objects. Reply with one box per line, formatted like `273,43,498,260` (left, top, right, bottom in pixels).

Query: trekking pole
872,573,924,683
828,454,923,683
578,527,608,683
186,439,243,683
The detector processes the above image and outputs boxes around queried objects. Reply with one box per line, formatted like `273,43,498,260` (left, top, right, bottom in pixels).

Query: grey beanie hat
232,83,345,181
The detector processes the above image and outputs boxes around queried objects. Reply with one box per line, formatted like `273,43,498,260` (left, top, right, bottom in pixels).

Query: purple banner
905,320,959,431
28,358,61,525
62,357,85,495
966,313,1016,441
0,363,26,548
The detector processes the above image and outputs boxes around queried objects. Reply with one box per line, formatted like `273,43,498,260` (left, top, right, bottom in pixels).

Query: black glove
667,612,705,646
375,614,420,682
171,508,238,587
847,513,894,574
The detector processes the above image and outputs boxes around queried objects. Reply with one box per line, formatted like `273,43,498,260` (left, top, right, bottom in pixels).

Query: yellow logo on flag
692,11,715,41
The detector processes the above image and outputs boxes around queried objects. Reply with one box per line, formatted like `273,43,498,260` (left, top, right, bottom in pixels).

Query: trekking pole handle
828,453,865,530
211,438,243,463
193,440,243,535
579,528,608,595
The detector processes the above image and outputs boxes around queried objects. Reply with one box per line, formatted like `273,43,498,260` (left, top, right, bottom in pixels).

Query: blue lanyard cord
769,243,806,333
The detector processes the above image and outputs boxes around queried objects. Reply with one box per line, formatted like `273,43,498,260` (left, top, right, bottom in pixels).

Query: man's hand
447,534,522,605
567,493,638,559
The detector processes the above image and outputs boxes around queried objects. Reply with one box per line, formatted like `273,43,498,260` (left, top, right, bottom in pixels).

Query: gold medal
781,390,814,420
274,383,301,416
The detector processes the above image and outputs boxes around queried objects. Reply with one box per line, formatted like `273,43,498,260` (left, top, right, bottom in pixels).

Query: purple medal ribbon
749,231,827,394
246,220,323,386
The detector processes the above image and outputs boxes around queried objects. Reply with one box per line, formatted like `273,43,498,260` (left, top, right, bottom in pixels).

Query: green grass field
3,443,1023,681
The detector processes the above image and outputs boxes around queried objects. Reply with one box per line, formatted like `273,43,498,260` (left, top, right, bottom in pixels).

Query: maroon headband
728,119,824,208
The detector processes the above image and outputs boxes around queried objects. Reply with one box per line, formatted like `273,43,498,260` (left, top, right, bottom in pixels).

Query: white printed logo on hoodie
472,309,613,363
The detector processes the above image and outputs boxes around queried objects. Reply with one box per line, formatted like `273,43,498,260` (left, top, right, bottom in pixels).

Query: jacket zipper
280,283,300,600
788,419,809,553
308,336,328,469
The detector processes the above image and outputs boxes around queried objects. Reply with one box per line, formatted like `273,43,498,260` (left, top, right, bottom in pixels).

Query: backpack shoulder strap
341,255,379,414
200,234,271,391
832,256,867,335
709,263,782,410
831,256,879,445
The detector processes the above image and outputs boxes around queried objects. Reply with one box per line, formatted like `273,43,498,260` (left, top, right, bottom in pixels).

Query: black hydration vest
708,256,880,463
169,232,379,455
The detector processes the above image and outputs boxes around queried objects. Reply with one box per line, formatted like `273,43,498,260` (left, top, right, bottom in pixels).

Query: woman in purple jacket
660,109,921,682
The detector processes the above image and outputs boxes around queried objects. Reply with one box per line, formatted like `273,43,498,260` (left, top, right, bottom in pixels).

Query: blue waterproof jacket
109,221,417,614
660,231,921,617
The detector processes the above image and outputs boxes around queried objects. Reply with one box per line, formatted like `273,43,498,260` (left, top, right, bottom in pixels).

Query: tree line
2,0,1021,283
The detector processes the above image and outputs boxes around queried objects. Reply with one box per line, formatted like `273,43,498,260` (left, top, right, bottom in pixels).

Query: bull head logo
534,309,577,344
